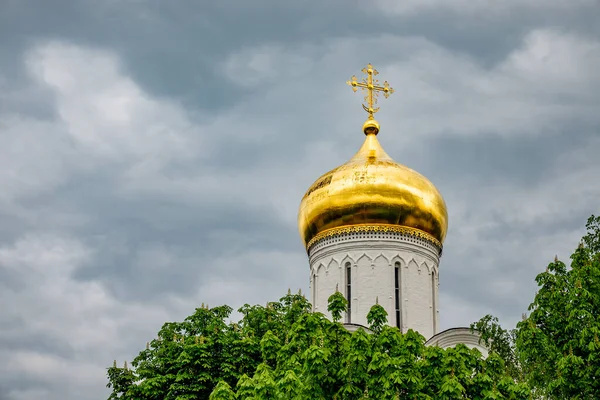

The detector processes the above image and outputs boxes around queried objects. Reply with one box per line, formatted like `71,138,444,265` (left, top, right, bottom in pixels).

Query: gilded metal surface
306,224,442,252
298,63,447,251
298,132,448,249
346,63,394,121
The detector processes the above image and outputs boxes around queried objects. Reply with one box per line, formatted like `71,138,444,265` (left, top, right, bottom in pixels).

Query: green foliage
366,300,388,333
470,314,520,379
472,215,600,399
106,363,136,400
327,290,347,323
107,212,600,400
208,381,236,400
260,330,281,367
517,214,600,398
108,290,528,399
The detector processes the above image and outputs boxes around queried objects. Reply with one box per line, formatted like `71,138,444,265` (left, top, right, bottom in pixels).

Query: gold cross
346,63,394,120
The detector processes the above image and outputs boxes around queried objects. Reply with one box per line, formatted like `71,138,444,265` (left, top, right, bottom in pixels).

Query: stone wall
308,229,441,339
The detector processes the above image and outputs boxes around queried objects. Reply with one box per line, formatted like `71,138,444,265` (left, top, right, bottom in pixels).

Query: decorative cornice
306,224,442,253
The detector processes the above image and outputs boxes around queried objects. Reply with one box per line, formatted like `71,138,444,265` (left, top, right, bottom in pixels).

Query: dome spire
346,63,395,135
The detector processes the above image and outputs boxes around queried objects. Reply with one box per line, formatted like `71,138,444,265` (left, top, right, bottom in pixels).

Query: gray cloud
1,1,599,399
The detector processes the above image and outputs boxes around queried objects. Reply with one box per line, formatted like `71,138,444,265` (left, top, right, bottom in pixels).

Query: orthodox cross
346,63,394,119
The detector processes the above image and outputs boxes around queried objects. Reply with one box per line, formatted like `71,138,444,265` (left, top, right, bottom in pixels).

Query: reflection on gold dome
298,129,448,251
298,64,447,252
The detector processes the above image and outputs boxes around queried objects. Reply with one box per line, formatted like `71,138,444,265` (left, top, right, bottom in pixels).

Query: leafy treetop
108,286,529,399
472,215,600,399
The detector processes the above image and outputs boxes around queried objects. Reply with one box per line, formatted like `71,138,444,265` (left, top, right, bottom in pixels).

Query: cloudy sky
1,0,600,399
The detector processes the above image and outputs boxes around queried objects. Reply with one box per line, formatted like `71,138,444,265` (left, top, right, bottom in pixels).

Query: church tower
297,64,448,339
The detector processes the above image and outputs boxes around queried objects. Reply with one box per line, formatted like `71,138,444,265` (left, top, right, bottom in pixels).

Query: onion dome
297,64,448,252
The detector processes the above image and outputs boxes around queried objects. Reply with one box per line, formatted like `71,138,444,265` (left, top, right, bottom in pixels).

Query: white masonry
308,229,441,339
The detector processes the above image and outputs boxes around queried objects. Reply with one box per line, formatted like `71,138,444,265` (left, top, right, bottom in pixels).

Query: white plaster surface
425,327,489,358
308,230,441,339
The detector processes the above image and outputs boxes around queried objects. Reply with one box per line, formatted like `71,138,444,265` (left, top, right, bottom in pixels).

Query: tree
472,215,600,399
108,288,528,399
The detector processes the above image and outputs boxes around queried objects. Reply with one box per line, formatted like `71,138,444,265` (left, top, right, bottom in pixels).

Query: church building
297,64,487,355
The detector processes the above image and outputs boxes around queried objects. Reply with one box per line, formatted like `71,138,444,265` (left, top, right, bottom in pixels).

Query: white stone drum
308,226,441,339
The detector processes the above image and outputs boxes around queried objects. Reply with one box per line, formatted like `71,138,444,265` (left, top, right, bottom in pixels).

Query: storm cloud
1,1,599,399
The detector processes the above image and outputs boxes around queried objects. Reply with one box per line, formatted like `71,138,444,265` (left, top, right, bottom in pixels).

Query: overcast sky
1,0,599,399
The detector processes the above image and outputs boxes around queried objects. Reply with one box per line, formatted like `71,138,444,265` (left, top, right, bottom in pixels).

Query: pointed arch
373,253,389,267
313,263,326,275
326,258,338,272
317,263,326,273
390,255,406,267
420,261,432,274
340,254,355,268
356,253,372,265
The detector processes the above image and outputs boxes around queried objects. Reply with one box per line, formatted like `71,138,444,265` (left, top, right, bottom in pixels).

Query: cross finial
346,63,394,133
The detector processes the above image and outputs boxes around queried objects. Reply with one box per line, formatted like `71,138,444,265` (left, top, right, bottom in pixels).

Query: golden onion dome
298,121,448,251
